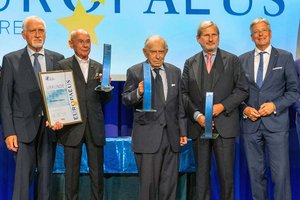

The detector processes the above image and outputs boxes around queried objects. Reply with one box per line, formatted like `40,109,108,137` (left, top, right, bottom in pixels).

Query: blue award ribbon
101,44,111,87
201,92,218,139
136,62,156,112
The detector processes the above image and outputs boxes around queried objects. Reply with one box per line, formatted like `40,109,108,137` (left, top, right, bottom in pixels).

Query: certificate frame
39,70,82,126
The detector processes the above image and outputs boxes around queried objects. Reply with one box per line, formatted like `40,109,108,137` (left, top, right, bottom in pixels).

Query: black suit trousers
64,122,104,200
134,129,179,200
192,136,235,200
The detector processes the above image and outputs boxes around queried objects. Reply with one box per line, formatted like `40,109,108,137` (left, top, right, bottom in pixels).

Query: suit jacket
0,47,64,143
181,48,248,139
240,47,300,133
55,56,112,146
122,62,187,153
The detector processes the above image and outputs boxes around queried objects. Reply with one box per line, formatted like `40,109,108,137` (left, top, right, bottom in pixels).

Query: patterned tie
256,52,265,88
33,53,42,87
206,54,212,74
153,68,165,106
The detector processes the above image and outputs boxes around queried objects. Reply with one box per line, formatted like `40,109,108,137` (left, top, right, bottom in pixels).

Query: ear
21,31,26,40
165,48,168,55
143,48,148,58
196,35,201,45
69,40,73,49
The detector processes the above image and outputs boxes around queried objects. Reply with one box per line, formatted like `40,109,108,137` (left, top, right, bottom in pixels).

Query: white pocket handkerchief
171,84,176,87
272,67,283,70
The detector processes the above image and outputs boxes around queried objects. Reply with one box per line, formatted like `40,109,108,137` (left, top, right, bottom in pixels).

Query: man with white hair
0,16,64,200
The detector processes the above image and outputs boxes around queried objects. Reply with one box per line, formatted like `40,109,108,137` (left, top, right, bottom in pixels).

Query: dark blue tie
33,53,42,87
256,52,265,88
153,68,165,106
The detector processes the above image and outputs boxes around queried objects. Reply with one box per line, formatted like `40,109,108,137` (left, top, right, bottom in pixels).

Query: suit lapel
263,47,278,86
21,48,39,87
72,56,86,83
164,64,171,103
248,51,256,85
44,50,53,72
192,53,203,93
211,49,224,89
87,60,96,82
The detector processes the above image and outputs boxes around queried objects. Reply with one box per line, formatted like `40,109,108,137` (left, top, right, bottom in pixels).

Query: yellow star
91,0,104,5
57,1,104,45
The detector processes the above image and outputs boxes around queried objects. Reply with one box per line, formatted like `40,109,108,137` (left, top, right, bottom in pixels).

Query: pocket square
272,67,282,70
171,84,176,87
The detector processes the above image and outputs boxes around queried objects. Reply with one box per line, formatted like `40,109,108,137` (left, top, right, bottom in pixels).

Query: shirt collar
74,54,89,64
255,45,272,56
27,46,45,57
202,50,216,57
151,65,165,71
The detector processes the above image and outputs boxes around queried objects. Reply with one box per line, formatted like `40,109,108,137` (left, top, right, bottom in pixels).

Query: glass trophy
136,62,156,112
95,44,114,92
201,92,219,139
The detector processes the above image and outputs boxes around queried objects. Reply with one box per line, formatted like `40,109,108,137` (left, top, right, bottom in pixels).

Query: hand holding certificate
39,70,82,126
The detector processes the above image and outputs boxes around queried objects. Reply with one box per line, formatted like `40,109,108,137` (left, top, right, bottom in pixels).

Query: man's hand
138,81,144,96
258,102,276,117
213,103,224,117
46,121,64,131
243,106,261,121
94,73,103,82
197,115,205,127
5,135,18,152
180,136,188,146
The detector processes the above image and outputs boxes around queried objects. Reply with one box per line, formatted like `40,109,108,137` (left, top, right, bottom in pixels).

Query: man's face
251,22,272,51
69,31,91,60
143,39,168,68
197,25,219,54
22,19,46,52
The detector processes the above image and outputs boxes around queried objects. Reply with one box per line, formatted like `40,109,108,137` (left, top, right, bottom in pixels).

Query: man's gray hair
22,16,46,31
144,35,168,49
197,21,219,37
250,17,271,35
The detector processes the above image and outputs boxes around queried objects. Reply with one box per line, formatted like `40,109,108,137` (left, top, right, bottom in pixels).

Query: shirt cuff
136,89,142,99
193,111,203,121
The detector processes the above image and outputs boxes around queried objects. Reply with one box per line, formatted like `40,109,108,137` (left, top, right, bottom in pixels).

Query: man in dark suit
0,16,64,200
122,35,187,200
240,18,299,200
181,21,248,200
55,29,112,200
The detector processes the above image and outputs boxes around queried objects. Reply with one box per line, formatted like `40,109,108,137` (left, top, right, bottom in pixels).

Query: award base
201,133,219,139
95,85,114,92
136,109,157,112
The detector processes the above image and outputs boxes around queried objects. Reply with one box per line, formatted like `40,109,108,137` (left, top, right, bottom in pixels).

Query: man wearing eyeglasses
240,18,299,200
0,16,64,200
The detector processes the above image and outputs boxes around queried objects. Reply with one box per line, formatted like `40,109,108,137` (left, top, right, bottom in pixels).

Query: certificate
39,70,82,126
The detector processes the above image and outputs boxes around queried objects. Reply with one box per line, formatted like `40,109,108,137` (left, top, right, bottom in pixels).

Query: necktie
256,52,265,88
33,53,42,87
206,54,212,74
153,68,165,106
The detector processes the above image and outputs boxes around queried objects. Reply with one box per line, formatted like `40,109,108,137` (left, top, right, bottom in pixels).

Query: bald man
55,29,112,200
